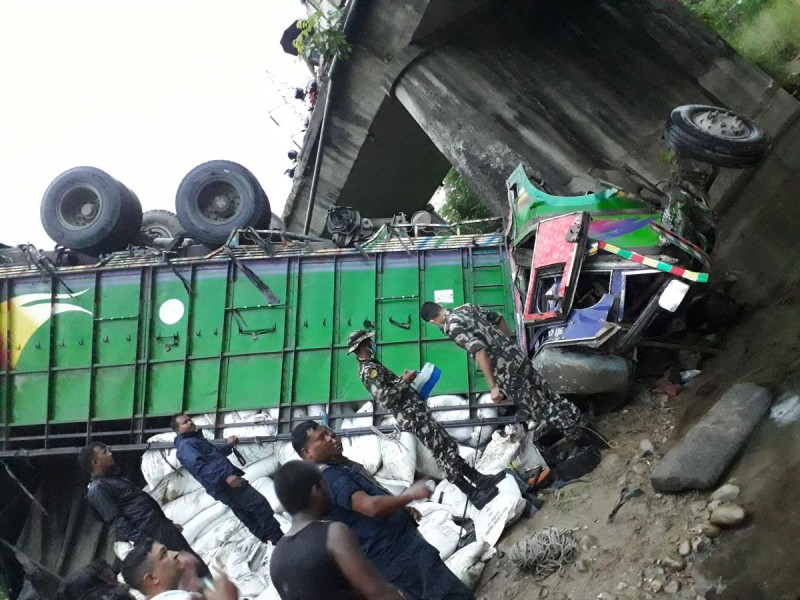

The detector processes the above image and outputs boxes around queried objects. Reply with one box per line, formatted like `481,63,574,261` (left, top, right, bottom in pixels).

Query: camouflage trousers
380,394,475,484
500,360,584,441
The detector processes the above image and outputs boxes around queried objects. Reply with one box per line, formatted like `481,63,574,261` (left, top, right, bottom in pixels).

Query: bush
293,8,351,63
683,0,799,93
439,169,492,223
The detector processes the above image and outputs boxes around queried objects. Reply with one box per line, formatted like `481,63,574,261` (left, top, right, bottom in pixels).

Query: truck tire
666,105,769,168
135,209,187,245
175,160,271,246
40,167,143,254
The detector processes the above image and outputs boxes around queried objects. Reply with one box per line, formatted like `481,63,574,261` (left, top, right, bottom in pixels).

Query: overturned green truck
0,104,770,456
0,227,515,456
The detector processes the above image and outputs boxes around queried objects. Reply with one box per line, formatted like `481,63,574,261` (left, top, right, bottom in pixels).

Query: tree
293,8,351,63
438,169,492,222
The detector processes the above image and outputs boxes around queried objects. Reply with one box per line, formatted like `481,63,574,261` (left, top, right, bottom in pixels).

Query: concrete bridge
283,0,800,305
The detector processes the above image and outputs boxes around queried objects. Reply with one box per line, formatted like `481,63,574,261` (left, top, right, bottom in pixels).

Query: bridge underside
284,0,800,305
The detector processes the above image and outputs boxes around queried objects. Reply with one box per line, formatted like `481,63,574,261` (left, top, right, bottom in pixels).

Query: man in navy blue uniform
172,413,283,545
79,442,210,577
292,420,475,600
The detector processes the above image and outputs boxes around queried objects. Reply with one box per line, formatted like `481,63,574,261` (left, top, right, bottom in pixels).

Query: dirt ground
475,286,800,600
475,382,720,600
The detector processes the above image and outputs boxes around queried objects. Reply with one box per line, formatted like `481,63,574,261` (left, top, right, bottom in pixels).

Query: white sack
141,432,182,489
340,402,381,474
468,394,499,448
475,429,521,475
182,502,232,545
415,442,476,480
417,516,462,561
306,404,326,418
250,476,283,514
221,410,280,465
514,429,548,473
430,479,471,518
162,487,216,524
164,469,204,503
445,541,493,589
276,441,302,466
374,430,416,487
244,454,281,481
191,517,248,558
113,541,133,562
470,494,526,547
427,395,472,442
146,468,201,505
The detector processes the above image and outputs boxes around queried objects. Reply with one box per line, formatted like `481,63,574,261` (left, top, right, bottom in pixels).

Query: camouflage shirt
442,303,583,437
442,303,525,375
358,357,414,416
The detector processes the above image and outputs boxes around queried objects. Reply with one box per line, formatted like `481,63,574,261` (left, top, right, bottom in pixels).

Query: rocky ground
474,381,749,600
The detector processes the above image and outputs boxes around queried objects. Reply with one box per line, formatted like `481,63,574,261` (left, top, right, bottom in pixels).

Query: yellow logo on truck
0,290,91,369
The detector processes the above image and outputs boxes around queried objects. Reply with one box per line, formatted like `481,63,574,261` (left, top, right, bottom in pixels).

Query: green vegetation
683,0,800,93
439,169,492,222
293,8,351,63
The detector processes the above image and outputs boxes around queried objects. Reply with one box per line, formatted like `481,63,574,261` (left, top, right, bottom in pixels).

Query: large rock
650,384,771,492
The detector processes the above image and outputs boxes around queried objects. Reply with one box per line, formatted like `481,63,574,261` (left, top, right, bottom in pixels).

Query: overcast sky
0,1,309,248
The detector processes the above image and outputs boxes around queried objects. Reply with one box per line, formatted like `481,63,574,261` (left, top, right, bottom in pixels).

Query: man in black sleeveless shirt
293,421,475,600
270,461,402,600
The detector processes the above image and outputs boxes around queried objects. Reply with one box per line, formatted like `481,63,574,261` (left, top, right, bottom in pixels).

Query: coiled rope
507,527,577,579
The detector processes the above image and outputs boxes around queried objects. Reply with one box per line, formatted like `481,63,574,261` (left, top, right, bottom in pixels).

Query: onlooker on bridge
171,413,284,545
270,460,403,599
292,420,475,600
79,442,209,577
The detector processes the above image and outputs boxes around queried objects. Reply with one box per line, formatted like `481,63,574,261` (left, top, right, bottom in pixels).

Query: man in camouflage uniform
347,329,503,509
420,302,585,442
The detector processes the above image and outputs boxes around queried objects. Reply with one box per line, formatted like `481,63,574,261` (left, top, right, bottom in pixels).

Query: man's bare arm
350,481,431,519
328,522,403,599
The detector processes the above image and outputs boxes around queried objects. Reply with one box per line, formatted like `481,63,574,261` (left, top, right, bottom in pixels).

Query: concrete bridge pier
390,0,799,224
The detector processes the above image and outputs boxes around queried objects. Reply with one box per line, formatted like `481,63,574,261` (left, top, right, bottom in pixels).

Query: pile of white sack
117,395,548,599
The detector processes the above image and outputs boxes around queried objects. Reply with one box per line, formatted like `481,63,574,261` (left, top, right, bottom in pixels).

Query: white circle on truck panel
159,299,185,325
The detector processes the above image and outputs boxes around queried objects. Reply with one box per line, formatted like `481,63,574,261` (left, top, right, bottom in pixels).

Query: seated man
120,540,199,600
121,540,238,600
79,442,209,577
270,460,403,599
171,413,283,545
292,420,475,600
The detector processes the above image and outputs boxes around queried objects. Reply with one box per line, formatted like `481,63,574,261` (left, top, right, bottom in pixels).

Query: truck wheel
175,160,271,246
40,167,143,254
135,209,187,245
666,105,769,168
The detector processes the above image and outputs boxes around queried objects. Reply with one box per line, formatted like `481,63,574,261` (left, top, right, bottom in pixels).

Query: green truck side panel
1,241,513,434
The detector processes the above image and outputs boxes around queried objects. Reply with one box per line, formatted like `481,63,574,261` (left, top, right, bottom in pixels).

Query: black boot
454,477,499,510
466,467,507,491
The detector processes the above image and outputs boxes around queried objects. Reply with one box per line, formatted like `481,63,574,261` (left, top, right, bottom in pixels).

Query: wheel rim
142,224,173,240
57,186,101,230
691,109,753,139
197,182,242,224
